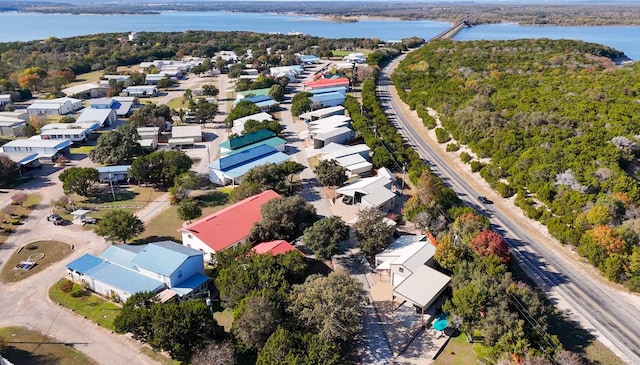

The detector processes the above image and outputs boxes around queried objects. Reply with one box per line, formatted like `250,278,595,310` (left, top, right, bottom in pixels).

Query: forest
0,31,379,95
392,38,640,291
3,2,640,26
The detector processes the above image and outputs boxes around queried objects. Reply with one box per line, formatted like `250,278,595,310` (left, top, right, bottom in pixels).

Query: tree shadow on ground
2,345,63,365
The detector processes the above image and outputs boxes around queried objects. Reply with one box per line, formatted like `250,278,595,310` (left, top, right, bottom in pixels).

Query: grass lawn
49,279,121,331
133,189,230,244
64,70,104,89
1,241,72,283
70,145,96,154
0,326,97,365
165,97,185,110
0,194,42,245
434,332,478,365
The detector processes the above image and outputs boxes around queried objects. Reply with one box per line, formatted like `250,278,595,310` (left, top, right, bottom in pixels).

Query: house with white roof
343,52,367,64
309,91,346,109
312,126,354,149
95,165,131,183
319,143,372,176
0,94,12,110
0,120,26,137
61,82,108,99
375,235,451,312
169,125,203,148
137,126,160,151
40,125,92,145
299,105,345,123
66,240,210,303
122,85,157,98
231,112,273,135
1,138,71,163
89,96,135,117
336,167,397,210
27,97,83,117
76,108,117,127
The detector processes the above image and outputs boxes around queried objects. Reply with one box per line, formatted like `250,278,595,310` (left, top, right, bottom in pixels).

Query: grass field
165,97,185,110
434,332,478,365
0,326,97,365
65,70,104,88
1,241,72,283
134,189,230,244
49,279,121,331
140,347,181,365
70,145,97,154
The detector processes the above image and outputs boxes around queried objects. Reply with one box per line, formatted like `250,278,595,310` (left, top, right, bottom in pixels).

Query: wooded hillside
393,39,640,290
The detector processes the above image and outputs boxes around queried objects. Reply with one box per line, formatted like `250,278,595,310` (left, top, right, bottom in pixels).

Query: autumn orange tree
588,225,626,255
469,230,510,265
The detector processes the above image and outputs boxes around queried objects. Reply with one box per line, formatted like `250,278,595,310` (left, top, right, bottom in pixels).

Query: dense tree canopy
0,153,19,185
314,159,347,187
129,150,192,187
59,167,99,197
393,38,640,289
303,216,349,260
352,207,394,258
89,123,142,165
249,196,318,243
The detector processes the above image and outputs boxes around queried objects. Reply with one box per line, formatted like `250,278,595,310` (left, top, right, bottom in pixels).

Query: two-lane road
377,55,640,364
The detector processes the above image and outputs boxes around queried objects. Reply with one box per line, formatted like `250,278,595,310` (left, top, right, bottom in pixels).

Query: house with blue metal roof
208,144,290,186
309,91,347,109
65,240,209,303
308,86,348,96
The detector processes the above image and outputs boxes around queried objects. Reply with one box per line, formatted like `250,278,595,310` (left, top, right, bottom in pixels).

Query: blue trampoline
433,314,448,331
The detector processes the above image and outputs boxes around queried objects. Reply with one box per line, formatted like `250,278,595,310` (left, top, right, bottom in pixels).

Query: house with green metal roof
66,241,209,303
219,129,285,155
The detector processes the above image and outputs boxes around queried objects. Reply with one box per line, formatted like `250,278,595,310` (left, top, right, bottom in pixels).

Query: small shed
0,120,26,137
71,209,92,224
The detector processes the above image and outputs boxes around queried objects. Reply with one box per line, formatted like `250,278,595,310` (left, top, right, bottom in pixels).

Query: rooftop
227,137,286,156
1,138,71,150
131,240,203,277
394,265,451,308
180,190,281,252
172,125,202,139
219,129,275,150
252,240,302,256
76,108,114,124
310,91,347,103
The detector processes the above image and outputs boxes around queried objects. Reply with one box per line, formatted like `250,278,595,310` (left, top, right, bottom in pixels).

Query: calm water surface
0,11,638,60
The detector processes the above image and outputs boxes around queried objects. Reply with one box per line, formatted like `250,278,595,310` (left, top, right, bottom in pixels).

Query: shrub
60,279,74,293
460,152,472,163
446,143,460,152
495,182,515,198
70,283,85,298
4,227,13,233
435,127,451,143
625,277,640,292
470,160,485,172
11,220,21,226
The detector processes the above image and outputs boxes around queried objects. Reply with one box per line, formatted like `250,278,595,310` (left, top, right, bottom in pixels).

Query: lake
1,11,638,60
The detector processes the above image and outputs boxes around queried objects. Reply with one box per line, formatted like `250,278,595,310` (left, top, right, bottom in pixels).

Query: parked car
47,213,64,225
82,217,97,225
478,196,493,204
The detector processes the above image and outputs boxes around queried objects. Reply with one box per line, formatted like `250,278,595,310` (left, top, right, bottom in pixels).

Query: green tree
89,123,142,165
58,167,99,197
314,159,347,187
243,119,283,135
215,250,307,308
303,216,349,260
177,199,202,222
287,270,366,342
256,327,300,365
268,84,285,102
434,234,466,271
352,207,394,258
202,84,219,97
95,209,145,244
232,295,280,351
225,100,261,127
149,300,222,362
130,150,192,188
443,284,486,342
0,153,19,185
249,196,318,243
169,171,200,203
114,291,159,341
129,103,171,129
194,99,218,124
229,162,304,202
291,92,312,117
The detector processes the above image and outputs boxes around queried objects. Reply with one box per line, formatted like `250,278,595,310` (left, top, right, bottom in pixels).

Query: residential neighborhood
0,27,633,365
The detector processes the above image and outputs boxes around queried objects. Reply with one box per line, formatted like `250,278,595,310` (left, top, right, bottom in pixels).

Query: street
378,54,640,364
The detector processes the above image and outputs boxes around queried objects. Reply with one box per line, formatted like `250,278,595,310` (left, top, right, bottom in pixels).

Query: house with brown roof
179,190,281,262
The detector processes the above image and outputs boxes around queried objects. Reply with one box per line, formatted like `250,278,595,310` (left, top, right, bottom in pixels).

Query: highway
377,55,640,364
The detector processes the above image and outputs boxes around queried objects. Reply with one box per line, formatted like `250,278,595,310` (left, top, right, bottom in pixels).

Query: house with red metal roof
179,190,281,262
252,240,304,256
303,77,350,91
